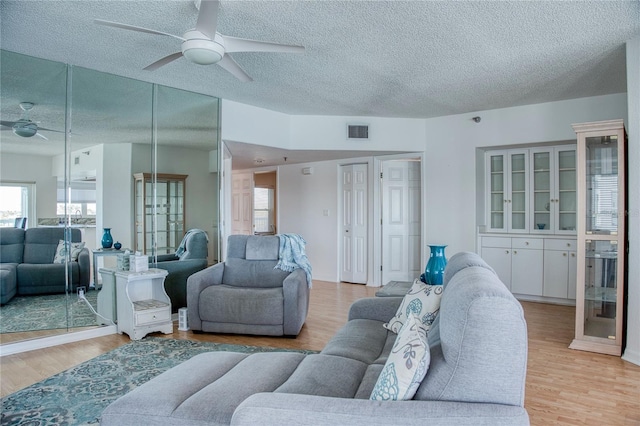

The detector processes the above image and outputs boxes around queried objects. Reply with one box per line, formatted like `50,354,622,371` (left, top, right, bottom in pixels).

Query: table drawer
135,308,171,326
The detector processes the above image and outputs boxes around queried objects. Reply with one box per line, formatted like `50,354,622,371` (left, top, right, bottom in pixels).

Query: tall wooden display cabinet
570,120,627,356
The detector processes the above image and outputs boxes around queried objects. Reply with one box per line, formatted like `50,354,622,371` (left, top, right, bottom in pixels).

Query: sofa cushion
321,318,393,364
0,228,25,263
199,285,284,326
23,228,82,264
53,240,86,263
222,258,290,288
384,279,443,333
245,236,279,260
415,266,527,406
276,354,368,398
371,314,430,401
101,351,307,426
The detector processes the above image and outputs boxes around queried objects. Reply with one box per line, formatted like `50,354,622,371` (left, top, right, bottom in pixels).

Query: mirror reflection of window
254,187,274,234
0,183,34,227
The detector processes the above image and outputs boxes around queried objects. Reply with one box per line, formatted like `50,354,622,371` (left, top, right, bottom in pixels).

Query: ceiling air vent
347,124,369,140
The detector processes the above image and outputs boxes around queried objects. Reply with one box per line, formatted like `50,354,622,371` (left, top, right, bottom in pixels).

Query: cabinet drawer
135,308,171,326
512,238,543,250
481,237,511,248
544,239,576,251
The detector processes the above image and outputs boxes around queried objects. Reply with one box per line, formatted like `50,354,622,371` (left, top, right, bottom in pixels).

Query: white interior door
231,172,253,235
340,164,368,284
381,160,421,284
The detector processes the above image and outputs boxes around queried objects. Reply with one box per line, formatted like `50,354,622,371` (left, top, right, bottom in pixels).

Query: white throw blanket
275,234,313,288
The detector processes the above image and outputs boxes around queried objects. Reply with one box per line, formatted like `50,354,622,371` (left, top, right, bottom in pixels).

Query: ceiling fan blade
223,36,305,54
35,132,49,140
1,120,18,127
144,52,184,71
195,0,220,39
218,54,253,82
38,126,65,134
94,19,185,42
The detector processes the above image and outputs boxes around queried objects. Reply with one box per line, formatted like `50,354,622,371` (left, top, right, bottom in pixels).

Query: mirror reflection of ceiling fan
94,0,305,82
0,102,64,140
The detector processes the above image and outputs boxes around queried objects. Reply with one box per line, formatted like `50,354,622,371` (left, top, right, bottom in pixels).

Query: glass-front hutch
134,173,187,255
570,120,626,356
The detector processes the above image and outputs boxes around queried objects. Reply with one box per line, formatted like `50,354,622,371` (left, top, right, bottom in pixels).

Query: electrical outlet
77,286,86,301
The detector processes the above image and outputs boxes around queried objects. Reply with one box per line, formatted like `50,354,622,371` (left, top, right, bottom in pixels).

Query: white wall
1,152,57,220
221,100,291,147
99,144,133,250
277,160,340,282
290,116,427,151
623,36,640,366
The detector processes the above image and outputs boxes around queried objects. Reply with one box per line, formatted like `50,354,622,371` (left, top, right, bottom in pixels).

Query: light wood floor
1,280,639,425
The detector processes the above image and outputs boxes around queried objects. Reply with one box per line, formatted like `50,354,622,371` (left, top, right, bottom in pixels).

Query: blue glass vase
424,245,447,285
101,228,113,249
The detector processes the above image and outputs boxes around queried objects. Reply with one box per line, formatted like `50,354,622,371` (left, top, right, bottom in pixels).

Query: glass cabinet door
585,135,619,236
557,148,577,233
583,240,618,340
488,153,505,231
532,150,551,232
509,152,528,232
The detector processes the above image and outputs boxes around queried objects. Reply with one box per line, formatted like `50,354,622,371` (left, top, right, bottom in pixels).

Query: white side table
115,268,172,340
97,268,117,325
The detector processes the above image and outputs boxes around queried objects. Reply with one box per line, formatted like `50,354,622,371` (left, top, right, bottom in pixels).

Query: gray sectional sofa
101,252,529,425
0,227,90,304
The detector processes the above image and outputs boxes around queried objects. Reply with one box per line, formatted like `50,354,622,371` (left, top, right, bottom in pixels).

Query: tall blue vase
424,245,447,285
101,228,113,249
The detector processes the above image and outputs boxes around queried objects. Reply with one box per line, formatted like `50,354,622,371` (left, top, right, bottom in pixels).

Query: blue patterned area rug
1,337,316,426
0,291,99,334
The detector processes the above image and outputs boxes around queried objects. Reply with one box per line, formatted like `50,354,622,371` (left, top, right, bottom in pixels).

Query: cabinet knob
571,253,576,257
514,250,518,254
567,243,571,247
505,250,509,254
563,253,567,256
525,241,529,245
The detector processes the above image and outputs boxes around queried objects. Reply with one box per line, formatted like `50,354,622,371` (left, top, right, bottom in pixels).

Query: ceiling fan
94,0,305,82
0,102,64,140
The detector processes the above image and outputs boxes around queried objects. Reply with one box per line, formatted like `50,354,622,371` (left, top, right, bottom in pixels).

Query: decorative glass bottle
101,228,113,249
424,245,447,285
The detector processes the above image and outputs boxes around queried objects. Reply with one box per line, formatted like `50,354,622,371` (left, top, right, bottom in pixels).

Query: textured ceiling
1,1,638,169
2,0,638,119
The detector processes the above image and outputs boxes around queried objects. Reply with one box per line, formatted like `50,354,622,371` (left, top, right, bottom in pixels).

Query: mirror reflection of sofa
153,229,208,312
0,227,90,305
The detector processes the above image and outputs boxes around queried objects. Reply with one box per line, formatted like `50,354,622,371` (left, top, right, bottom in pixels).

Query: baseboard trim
622,348,640,366
0,325,117,357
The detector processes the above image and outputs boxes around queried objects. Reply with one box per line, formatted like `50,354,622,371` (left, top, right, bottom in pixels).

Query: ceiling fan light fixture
181,31,224,65
13,122,38,138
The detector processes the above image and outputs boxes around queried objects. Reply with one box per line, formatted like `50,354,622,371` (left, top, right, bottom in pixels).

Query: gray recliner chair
187,235,310,336
153,230,209,312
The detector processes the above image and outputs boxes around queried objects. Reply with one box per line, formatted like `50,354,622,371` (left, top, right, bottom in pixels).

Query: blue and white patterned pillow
384,279,443,334
53,240,85,264
371,314,430,401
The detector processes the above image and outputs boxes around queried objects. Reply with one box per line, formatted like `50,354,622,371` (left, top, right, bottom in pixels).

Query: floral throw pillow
371,314,430,401
53,240,85,264
384,278,443,334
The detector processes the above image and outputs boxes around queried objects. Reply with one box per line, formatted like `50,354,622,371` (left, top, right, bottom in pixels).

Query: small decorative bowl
114,241,122,250
536,224,545,230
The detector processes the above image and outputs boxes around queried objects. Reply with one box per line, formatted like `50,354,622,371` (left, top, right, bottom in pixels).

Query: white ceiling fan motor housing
181,30,224,65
